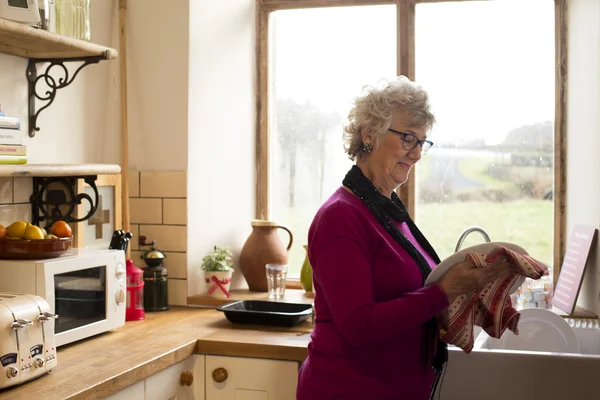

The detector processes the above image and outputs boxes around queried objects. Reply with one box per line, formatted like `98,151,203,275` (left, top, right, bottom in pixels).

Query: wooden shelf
0,163,121,177
0,17,117,59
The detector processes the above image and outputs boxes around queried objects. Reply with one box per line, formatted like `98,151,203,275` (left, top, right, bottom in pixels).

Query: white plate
425,241,528,294
483,308,580,354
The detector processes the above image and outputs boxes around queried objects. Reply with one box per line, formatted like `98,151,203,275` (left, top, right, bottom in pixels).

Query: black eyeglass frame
387,128,434,154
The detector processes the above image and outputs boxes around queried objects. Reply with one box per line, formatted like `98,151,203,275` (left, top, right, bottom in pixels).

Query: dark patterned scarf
342,165,447,397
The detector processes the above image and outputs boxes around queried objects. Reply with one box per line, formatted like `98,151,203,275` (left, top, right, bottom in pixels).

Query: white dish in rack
477,308,580,354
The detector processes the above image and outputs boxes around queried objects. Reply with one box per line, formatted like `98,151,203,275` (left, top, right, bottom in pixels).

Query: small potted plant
202,246,234,298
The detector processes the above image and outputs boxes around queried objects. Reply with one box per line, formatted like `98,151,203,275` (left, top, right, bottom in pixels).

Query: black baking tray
216,300,313,327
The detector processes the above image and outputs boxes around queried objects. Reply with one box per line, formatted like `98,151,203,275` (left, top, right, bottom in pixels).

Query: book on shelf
0,145,26,156
0,155,27,165
0,116,20,130
0,129,23,146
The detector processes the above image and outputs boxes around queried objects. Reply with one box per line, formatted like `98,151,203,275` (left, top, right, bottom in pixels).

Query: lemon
6,221,28,238
41,228,47,236
44,234,58,240
24,224,44,240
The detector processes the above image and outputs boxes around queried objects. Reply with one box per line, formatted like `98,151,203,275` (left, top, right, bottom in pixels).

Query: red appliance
126,259,145,321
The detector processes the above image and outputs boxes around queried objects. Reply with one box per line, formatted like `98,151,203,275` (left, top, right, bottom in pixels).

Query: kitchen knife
108,230,122,250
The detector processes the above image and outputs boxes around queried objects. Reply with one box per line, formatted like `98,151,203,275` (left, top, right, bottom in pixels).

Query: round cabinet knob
6,366,18,378
34,357,44,368
115,286,126,305
212,367,228,383
180,371,193,386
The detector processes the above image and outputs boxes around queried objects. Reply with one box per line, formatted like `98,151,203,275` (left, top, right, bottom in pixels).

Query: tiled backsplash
0,172,189,306
0,177,32,226
128,170,188,306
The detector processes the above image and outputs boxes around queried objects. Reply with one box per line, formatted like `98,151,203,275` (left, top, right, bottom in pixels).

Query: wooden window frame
256,0,567,286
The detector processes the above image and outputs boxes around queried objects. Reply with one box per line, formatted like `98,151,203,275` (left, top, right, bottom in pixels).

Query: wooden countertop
0,307,311,400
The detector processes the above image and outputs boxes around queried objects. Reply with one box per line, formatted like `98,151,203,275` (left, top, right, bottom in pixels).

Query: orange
0,224,6,239
51,221,72,238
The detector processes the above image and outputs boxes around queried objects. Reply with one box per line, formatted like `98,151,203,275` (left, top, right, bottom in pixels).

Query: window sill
285,279,303,290
552,305,598,320
187,288,314,308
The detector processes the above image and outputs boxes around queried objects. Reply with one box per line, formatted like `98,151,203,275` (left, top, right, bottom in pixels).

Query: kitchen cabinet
146,355,204,400
104,355,205,400
204,355,298,400
103,380,145,400
103,354,298,400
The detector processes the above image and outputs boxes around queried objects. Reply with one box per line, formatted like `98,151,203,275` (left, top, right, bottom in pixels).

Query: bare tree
276,98,340,207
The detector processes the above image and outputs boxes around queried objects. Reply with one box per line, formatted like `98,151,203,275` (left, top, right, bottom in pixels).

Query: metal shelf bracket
30,175,99,230
27,52,110,137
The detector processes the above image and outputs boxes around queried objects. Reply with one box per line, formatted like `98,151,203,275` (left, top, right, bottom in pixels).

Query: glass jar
55,0,91,41
142,264,169,312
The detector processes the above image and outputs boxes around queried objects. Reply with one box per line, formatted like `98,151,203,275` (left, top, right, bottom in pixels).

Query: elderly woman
296,76,512,400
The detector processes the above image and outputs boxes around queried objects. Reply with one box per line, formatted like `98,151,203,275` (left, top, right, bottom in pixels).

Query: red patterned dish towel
438,246,549,353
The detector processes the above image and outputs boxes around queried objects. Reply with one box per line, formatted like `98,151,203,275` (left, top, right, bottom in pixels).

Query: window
258,0,565,284
414,0,556,284
268,5,397,278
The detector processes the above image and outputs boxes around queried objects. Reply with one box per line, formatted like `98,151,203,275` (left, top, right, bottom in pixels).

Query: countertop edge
196,339,308,362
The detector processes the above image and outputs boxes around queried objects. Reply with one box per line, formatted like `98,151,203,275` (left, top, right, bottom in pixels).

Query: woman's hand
437,259,515,302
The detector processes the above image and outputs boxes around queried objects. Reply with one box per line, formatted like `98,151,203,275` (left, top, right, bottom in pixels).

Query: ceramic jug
239,220,294,292
300,245,313,294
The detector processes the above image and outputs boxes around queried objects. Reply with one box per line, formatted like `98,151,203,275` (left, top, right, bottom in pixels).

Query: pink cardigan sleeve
312,235,449,347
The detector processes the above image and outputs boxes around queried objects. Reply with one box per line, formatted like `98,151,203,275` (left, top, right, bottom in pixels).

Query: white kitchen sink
438,325,600,399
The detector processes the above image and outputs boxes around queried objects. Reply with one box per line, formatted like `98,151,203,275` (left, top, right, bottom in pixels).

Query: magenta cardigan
297,187,448,400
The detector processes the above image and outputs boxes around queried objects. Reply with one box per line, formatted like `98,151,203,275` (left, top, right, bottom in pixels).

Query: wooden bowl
0,237,73,259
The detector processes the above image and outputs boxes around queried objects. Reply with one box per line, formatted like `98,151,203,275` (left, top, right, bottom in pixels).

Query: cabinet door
103,380,145,400
205,355,298,400
146,355,205,400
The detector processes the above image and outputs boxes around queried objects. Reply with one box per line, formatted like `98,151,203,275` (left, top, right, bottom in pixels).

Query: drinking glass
265,263,287,299
55,0,91,41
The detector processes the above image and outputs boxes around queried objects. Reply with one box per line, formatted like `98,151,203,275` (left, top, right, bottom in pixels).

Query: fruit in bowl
1,220,73,241
0,221,73,259
50,220,72,238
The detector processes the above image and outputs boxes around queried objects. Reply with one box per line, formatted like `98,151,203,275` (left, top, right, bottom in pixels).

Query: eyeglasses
388,128,434,155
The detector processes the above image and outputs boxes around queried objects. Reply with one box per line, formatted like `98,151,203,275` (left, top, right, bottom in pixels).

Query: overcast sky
272,0,554,146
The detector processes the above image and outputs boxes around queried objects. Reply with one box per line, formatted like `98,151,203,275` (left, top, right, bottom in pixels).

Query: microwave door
54,266,107,335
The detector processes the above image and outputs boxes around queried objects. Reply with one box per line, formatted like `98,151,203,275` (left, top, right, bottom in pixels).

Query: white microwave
0,248,126,347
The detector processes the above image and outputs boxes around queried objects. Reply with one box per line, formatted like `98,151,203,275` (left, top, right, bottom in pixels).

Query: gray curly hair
343,76,435,161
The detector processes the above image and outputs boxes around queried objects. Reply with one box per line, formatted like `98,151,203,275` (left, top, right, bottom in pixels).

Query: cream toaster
0,292,58,389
